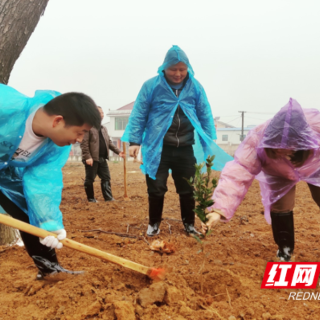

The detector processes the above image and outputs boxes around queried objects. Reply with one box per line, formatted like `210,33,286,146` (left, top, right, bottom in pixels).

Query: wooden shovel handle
123,142,128,197
0,214,150,276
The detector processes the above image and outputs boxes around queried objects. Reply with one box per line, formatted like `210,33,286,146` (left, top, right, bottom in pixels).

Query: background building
215,126,254,156
104,102,133,156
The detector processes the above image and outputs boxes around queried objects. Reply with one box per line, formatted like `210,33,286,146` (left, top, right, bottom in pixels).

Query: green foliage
193,235,202,244
184,155,217,290
185,155,217,240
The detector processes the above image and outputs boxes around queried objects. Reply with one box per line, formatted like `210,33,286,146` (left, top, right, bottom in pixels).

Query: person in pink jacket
203,98,320,262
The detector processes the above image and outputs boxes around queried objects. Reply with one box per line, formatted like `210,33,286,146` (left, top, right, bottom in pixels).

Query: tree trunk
0,0,49,84
0,215,19,246
0,0,49,244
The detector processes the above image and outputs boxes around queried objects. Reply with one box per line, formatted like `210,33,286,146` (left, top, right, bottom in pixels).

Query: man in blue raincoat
0,84,101,279
122,45,232,237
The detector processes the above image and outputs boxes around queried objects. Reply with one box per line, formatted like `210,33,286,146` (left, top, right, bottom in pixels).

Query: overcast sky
8,0,320,128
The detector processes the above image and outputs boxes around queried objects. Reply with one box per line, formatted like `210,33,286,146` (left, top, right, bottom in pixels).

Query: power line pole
238,111,246,141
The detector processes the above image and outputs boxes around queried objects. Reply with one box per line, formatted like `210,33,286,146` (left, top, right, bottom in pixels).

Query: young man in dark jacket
81,106,125,202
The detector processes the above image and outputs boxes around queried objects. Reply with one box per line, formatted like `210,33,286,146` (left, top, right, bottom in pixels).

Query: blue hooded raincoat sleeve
123,79,153,145
122,45,233,179
22,143,70,231
0,84,71,231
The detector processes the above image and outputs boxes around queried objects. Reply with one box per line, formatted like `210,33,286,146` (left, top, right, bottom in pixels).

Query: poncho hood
258,98,319,150
157,45,194,76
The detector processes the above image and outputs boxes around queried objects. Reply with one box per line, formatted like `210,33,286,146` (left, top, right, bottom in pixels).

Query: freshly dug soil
1,161,320,320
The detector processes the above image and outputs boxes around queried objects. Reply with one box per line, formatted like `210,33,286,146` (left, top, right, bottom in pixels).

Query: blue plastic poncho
122,45,233,179
0,84,71,231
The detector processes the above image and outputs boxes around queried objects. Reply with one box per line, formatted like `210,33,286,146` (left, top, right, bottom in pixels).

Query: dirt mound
0,162,319,319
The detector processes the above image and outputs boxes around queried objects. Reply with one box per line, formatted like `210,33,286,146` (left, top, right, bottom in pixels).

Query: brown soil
1,161,320,320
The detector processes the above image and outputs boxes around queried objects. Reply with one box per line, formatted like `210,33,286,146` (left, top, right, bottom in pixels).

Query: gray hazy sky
8,0,320,128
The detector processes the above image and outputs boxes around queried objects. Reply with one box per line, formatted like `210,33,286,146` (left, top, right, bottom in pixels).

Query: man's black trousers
84,157,111,184
146,145,196,197
0,191,58,264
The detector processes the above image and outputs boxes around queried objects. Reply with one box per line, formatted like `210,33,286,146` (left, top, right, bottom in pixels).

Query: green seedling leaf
205,200,214,207
193,235,203,244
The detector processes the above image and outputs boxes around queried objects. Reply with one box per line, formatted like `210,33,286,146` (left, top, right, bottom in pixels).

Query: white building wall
103,114,131,159
104,113,131,140
106,117,126,139
216,129,250,145
215,127,254,156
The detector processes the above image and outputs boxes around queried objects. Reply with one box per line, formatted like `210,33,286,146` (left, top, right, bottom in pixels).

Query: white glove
40,229,66,249
201,209,226,233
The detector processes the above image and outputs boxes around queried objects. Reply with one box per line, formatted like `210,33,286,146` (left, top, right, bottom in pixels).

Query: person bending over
203,99,320,262
0,84,101,279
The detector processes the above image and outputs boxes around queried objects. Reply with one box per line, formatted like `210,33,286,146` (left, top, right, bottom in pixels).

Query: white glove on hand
201,209,226,233
40,229,66,249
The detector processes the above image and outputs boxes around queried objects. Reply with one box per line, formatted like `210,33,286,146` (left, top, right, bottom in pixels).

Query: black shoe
277,248,291,262
33,256,84,280
146,222,161,237
88,198,98,203
105,198,115,202
36,270,56,280
36,269,83,280
184,223,201,236
36,270,45,280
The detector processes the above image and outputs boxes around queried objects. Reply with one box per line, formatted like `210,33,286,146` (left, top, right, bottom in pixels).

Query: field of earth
1,161,320,320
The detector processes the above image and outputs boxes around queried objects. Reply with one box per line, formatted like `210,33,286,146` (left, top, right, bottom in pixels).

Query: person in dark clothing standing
122,46,227,237
81,107,125,202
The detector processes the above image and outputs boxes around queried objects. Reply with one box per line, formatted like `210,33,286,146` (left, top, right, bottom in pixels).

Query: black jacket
163,81,194,147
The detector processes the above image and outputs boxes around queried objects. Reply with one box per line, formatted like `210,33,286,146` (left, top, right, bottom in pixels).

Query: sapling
186,155,217,241
185,155,217,293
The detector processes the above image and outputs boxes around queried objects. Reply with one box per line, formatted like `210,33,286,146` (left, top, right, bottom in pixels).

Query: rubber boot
84,182,97,203
30,248,83,280
271,211,295,262
33,256,84,280
101,180,115,201
146,195,164,237
179,193,201,236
